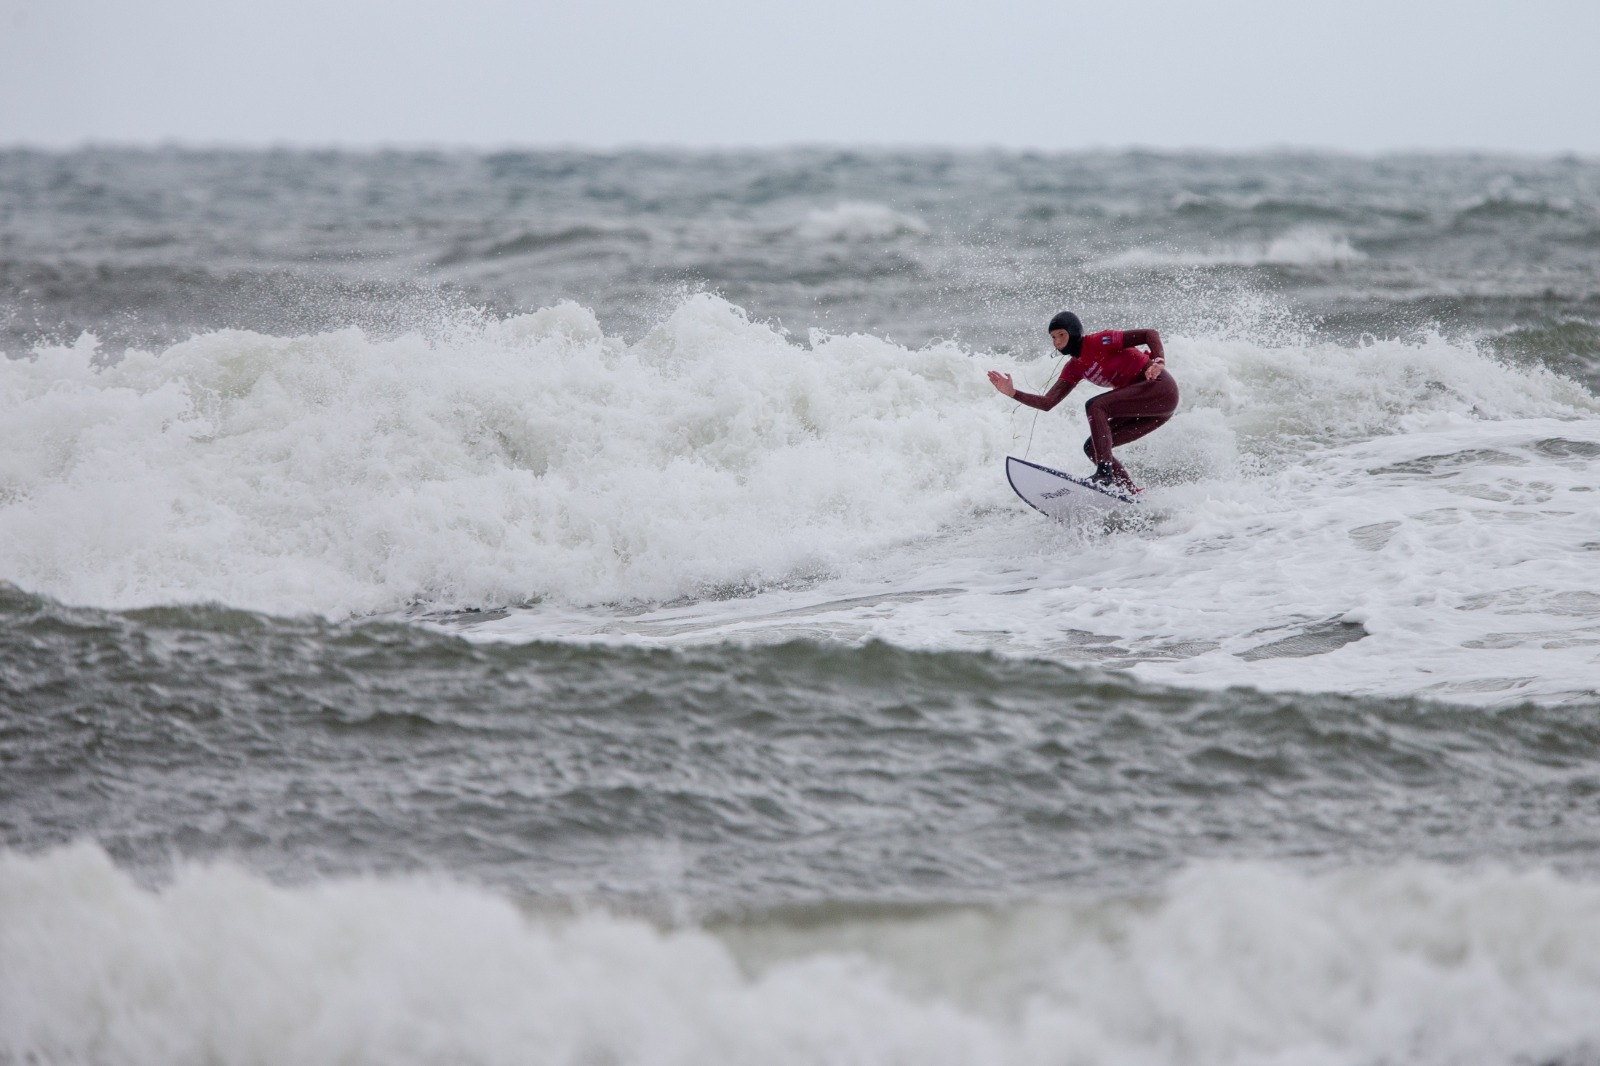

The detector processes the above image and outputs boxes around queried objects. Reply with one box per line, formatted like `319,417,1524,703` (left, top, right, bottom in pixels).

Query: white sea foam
795,201,930,241
5,843,1600,1066
0,297,1005,615
2,296,1597,703
1099,228,1366,268
465,314,1597,706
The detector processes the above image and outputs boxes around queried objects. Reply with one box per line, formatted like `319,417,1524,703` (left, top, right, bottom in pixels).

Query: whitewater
8,843,1600,1066
3,293,1595,704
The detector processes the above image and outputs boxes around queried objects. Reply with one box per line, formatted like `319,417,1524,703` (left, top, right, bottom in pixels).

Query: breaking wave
5,844,1600,1066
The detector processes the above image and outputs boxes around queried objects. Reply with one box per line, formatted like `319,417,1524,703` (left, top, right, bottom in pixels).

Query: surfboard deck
1006,455,1135,520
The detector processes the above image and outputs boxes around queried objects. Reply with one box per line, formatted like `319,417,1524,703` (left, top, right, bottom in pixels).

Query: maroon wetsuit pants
1081,374,1180,483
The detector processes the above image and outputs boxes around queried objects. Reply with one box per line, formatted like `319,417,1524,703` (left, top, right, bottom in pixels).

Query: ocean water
3,147,1600,1065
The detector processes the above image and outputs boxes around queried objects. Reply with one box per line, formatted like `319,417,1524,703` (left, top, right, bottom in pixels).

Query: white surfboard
1006,455,1134,520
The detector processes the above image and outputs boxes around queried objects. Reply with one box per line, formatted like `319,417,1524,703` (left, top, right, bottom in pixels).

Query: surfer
987,311,1178,494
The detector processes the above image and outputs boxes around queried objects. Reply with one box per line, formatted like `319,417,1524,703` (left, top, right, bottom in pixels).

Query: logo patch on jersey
1101,335,1113,344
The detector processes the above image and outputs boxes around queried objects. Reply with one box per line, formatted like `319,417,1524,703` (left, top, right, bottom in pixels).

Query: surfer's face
1050,329,1073,352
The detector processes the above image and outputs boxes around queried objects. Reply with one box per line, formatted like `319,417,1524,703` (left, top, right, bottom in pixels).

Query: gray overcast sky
1,0,1596,152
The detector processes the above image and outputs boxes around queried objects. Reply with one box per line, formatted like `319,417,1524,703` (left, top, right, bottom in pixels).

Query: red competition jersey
1012,330,1157,412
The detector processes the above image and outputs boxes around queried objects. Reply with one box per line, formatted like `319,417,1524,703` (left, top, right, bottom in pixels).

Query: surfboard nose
1006,456,1135,520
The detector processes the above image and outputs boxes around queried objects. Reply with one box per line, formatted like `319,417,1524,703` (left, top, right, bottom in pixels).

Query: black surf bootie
1091,462,1139,496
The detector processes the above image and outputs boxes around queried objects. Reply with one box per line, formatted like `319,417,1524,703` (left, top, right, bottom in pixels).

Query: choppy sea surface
3,148,1600,1065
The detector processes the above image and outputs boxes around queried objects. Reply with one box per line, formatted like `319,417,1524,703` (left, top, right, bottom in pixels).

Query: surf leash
1017,346,1069,461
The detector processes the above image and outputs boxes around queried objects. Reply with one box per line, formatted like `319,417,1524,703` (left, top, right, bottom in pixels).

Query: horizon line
3,138,1597,161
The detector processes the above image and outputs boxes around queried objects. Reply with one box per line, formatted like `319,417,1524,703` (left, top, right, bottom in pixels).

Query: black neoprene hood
1047,311,1084,355
1046,311,1083,338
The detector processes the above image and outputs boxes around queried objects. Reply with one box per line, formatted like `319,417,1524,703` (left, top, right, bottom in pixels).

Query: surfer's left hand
1144,361,1164,381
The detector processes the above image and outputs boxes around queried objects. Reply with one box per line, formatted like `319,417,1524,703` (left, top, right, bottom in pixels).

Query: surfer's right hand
987,370,1016,397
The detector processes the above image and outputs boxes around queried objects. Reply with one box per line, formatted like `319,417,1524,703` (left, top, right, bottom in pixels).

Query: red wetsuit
1011,329,1179,487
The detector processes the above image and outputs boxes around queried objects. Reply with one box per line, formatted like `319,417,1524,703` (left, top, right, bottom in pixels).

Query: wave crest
1099,228,1365,268
795,202,929,241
